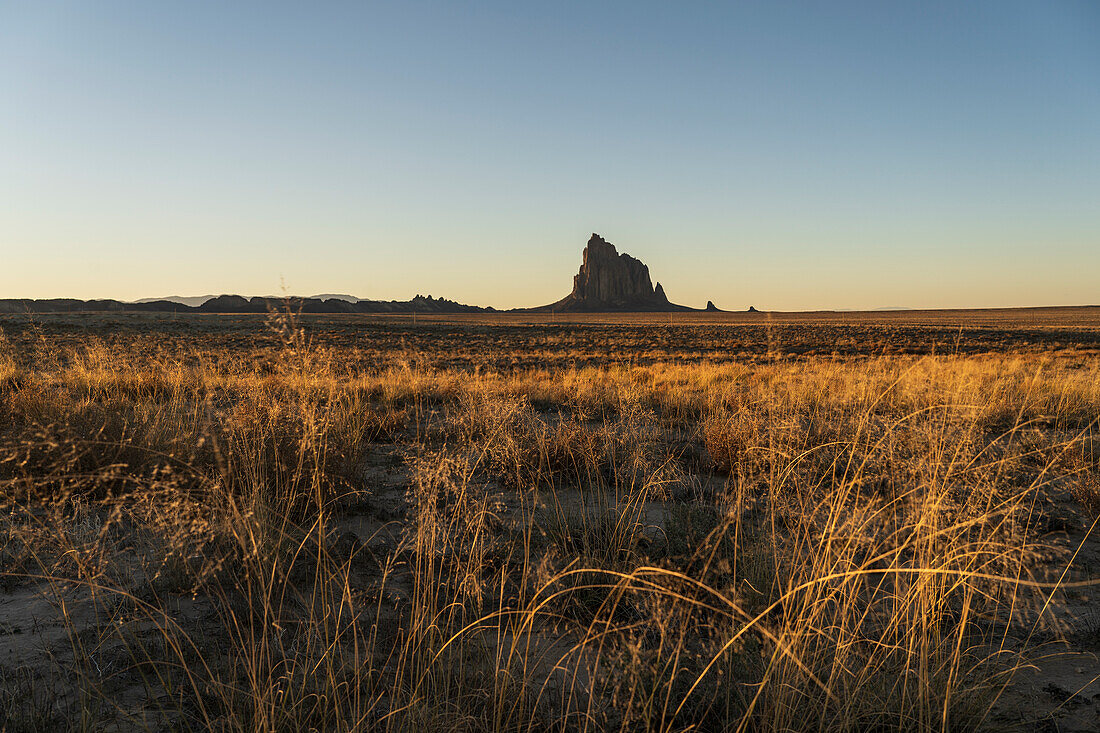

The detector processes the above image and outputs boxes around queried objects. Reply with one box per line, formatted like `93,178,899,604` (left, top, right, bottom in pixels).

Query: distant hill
308,294,362,303
134,295,219,307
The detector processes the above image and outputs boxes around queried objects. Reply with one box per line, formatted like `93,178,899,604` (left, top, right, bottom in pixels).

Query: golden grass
1,311,1098,730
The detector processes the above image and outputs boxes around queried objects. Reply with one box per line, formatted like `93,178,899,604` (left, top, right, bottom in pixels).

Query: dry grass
1,311,1099,731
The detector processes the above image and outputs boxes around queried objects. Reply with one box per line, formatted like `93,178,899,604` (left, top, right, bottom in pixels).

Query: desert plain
2,307,1100,731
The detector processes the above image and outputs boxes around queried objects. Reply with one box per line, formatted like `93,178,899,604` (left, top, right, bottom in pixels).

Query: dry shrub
1066,439,1100,517
449,389,543,488
525,429,1037,731
407,450,503,611
447,387,682,497
702,410,762,476
543,418,605,484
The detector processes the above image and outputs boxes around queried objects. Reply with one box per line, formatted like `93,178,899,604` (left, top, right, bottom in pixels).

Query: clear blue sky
2,1,1097,310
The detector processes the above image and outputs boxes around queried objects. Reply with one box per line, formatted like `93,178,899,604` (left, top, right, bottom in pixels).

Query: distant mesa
537,233,700,312
706,300,721,312
747,305,760,313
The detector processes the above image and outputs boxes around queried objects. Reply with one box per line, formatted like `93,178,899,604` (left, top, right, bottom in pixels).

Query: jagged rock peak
572,233,665,306
534,233,695,312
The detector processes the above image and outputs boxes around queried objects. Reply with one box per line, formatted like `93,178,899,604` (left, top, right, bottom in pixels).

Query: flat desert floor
1,307,1099,731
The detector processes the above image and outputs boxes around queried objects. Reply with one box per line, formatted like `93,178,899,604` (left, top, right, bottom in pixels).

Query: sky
1,1,1098,311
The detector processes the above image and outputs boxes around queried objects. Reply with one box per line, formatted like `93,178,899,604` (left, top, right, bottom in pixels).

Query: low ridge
0,295,491,315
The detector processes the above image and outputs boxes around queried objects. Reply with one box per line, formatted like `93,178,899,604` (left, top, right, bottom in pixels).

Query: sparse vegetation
1,311,1099,731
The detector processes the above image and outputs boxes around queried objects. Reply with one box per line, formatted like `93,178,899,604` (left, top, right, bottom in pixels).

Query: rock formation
540,234,695,312
572,234,663,307
1,233,718,315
